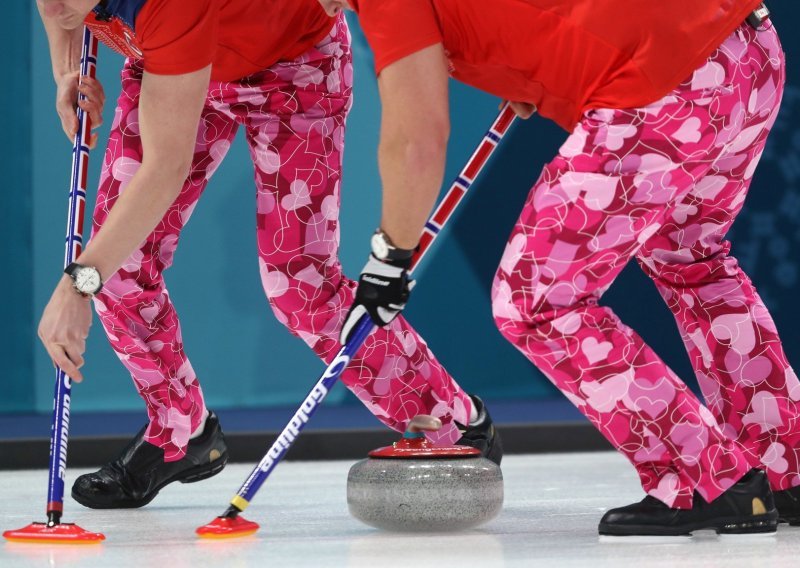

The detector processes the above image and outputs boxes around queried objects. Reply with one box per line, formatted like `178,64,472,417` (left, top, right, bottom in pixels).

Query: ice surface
2,452,798,567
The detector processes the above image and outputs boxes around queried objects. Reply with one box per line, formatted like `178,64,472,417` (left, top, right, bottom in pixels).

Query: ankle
468,395,486,425
189,408,210,440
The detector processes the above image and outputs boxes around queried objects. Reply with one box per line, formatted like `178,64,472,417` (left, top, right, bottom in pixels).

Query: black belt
746,3,771,29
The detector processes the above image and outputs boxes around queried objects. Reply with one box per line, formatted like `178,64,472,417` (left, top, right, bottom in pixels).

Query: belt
746,3,771,29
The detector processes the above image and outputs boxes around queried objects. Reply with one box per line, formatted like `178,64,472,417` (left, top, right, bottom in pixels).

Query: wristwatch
64,263,103,297
370,229,415,262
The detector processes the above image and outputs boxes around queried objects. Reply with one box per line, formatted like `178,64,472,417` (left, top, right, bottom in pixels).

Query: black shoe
598,469,778,536
71,411,228,509
455,395,503,466
774,485,800,526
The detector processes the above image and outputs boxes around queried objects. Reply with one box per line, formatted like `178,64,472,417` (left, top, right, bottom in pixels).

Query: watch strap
64,262,82,278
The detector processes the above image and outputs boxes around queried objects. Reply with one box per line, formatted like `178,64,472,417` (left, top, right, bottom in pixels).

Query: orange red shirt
349,0,764,130
84,0,333,82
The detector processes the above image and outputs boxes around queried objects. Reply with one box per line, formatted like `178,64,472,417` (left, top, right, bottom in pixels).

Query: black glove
340,254,415,344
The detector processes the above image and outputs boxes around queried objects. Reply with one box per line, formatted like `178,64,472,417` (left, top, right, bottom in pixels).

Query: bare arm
36,1,83,79
36,1,105,146
38,66,210,382
75,66,211,278
342,43,530,341
376,44,450,249
338,44,452,343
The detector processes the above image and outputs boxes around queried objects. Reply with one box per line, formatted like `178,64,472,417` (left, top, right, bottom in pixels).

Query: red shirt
85,0,333,82
350,0,763,130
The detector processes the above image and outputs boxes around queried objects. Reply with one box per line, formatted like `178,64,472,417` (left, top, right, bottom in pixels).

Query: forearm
378,123,448,249
374,44,450,249
76,164,187,279
75,66,211,281
36,1,83,80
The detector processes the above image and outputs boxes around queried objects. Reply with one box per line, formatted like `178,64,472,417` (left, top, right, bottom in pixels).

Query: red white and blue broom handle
47,27,98,526
413,104,516,269
223,103,517,516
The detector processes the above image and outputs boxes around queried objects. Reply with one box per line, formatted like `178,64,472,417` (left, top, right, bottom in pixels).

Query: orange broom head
196,516,260,539
3,522,105,545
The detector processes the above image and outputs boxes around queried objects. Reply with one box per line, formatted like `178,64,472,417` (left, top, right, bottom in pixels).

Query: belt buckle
746,3,770,29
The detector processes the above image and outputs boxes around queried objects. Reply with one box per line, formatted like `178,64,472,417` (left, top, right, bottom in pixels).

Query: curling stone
347,415,503,532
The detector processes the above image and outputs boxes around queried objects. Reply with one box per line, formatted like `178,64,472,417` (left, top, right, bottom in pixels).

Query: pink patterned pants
493,23,799,508
91,17,470,461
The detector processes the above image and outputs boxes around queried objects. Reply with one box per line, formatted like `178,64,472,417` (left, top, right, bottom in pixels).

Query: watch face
75,267,101,294
371,232,390,260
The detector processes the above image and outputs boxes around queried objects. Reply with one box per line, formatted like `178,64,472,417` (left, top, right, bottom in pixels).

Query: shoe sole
779,515,800,527
179,454,228,484
71,453,229,509
598,513,778,537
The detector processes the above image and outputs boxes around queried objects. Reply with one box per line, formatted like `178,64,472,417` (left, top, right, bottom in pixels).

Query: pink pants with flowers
91,17,471,461
493,23,799,508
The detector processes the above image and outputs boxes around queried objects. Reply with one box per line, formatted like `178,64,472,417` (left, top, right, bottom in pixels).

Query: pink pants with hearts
493,23,800,507
91,17,471,461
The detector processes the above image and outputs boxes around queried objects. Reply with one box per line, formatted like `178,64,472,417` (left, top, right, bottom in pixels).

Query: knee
638,246,738,289
92,277,172,342
259,259,347,336
95,270,148,308
260,270,301,333
491,276,521,339
491,268,593,344
490,274,550,342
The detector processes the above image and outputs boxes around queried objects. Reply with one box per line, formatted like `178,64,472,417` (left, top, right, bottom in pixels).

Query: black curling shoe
71,411,228,509
774,485,800,526
455,395,503,466
598,469,778,536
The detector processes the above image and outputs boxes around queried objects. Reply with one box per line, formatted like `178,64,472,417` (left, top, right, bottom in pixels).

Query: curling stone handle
407,415,443,434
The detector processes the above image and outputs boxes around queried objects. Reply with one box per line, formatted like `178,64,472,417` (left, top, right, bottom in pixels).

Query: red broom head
196,515,260,539
3,522,105,544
